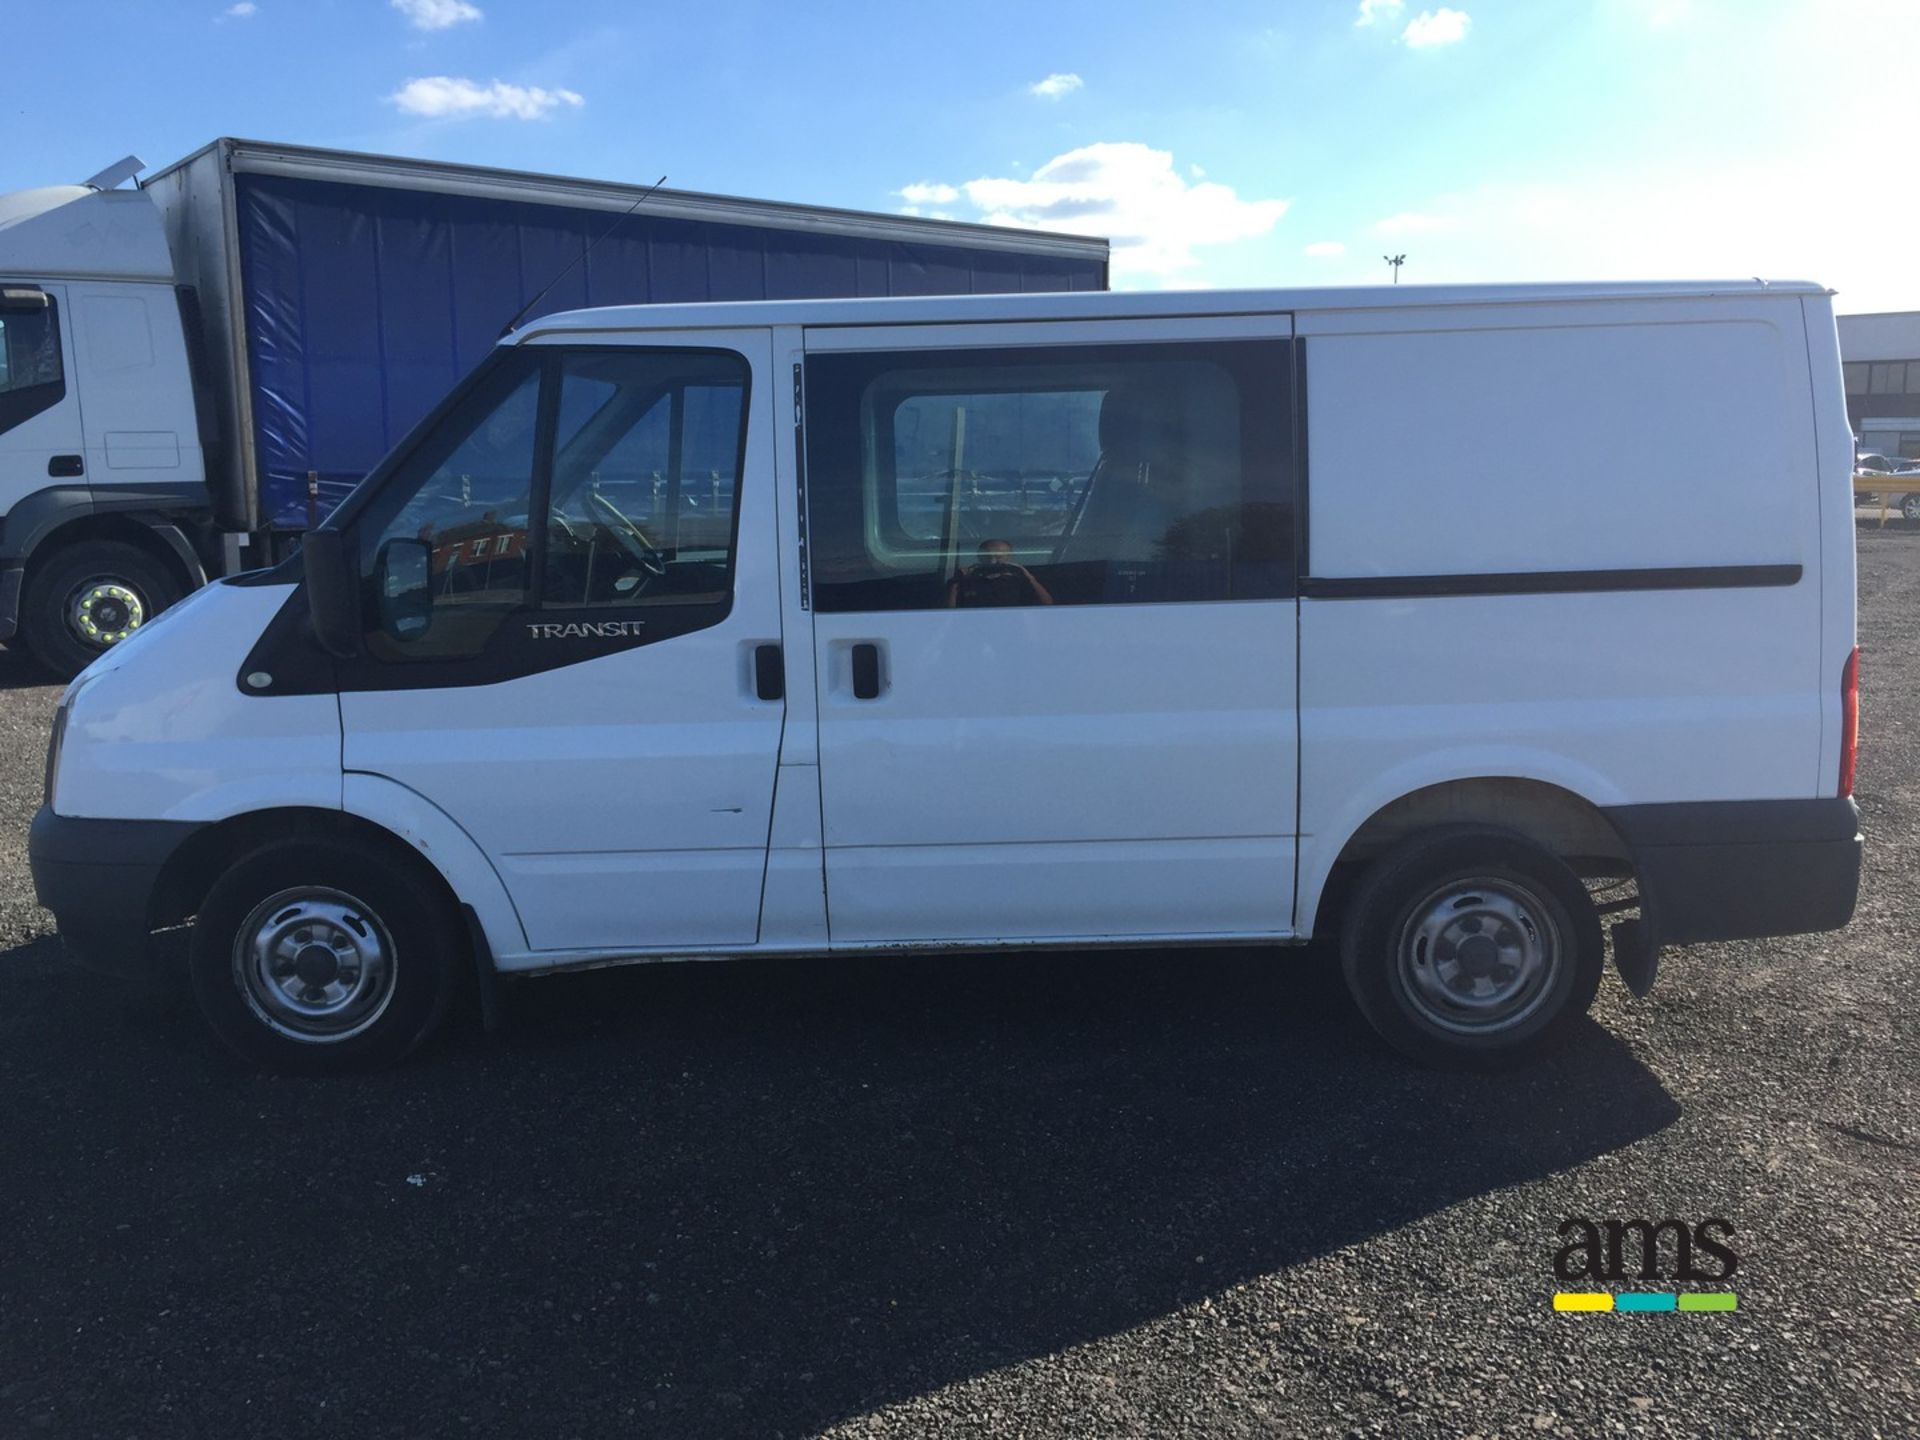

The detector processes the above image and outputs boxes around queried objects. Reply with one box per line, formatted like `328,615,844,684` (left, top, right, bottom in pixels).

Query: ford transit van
29,282,1864,1071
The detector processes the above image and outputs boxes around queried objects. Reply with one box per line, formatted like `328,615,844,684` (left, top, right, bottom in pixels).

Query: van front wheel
1340,827,1603,1068
189,839,460,1073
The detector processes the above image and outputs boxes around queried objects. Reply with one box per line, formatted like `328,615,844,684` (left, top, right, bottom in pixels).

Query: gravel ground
0,531,1915,1439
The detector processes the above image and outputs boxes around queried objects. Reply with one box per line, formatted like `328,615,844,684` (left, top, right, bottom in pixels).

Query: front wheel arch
151,807,467,945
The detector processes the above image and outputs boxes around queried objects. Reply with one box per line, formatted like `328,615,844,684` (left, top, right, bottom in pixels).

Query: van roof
512,278,1829,342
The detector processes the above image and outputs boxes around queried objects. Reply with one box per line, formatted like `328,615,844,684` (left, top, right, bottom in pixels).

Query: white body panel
812,605,1297,943
52,582,340,822
1290,294,1829,931
67,281,202,485
1292,585,1821,931
1302,300,1808,578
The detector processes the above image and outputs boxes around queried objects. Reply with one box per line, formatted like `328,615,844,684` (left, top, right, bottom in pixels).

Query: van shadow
0,641,59,692
0,940,1677,1438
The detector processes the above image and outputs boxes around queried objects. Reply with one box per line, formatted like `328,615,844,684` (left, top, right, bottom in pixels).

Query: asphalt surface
1,532,1916,1439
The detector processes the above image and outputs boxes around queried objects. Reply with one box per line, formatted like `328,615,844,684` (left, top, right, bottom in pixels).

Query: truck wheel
1339,826,1603,1068
189,838,460,1074
20,541,183,680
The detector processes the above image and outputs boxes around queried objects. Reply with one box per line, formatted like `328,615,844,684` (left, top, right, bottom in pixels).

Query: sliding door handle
851,642,882,701
753,643,784,702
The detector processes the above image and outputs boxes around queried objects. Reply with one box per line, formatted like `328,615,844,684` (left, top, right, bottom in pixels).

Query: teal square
1614,1292,1678,1312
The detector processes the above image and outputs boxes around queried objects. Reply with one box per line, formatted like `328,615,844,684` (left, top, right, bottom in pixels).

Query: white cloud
220,2,256,16
1029,72,1085,100
1355,0,1405,25
391,0,482,31
390,76,583,121
1402,8,1472,47
898,182,960,206
1374,209,1461,234
1305,240,1346,257
909,142,1287,285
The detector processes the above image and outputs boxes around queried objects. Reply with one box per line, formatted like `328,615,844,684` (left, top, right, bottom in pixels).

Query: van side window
804,340,1293,612
543,351,747,609
0,293,66,437
358,363,541,660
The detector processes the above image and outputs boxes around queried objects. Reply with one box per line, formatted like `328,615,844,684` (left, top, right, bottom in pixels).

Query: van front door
802,320,1299,946
339,331,785,958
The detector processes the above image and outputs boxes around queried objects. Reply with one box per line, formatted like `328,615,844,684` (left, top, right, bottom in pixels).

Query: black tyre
20,541,184,680
1902,493,1920,523
1339,826,1604,1069
189,838,461,1073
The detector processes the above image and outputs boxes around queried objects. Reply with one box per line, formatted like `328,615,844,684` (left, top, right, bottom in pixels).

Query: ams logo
1554,1217,1739,1283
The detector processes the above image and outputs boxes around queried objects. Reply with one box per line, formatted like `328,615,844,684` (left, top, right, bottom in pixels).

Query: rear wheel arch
1305,776,1634,939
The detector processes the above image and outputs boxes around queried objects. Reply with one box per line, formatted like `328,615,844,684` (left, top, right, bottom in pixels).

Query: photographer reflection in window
946,538,1054,608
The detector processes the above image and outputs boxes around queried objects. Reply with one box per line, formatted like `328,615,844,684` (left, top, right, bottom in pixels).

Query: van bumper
28,807,201,979
1605,798,1862,945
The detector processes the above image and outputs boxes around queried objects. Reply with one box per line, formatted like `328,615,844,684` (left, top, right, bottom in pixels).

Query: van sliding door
801,316,1300,946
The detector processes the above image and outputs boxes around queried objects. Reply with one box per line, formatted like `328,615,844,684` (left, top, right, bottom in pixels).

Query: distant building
1838,311,1920,460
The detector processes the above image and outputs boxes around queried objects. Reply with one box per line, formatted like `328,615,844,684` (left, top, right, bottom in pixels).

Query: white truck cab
30,282,1864,1072
0,164,210,675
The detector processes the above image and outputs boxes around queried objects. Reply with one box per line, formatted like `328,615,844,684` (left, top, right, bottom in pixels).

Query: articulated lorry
0,138,1107,675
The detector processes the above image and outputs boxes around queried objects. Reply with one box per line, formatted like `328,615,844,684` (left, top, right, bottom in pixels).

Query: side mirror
301,528,361,659
373,537,434,642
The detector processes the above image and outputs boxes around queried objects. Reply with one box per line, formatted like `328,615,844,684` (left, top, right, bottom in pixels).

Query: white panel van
28,282,1863,1072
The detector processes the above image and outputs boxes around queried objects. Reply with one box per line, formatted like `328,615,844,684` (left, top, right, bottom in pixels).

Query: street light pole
1383,253,1406,283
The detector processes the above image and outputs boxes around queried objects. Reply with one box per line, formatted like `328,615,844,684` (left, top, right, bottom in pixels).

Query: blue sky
6,0,1914,310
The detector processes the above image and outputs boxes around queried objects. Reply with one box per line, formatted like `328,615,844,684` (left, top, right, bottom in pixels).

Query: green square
1677,1292,1738,1312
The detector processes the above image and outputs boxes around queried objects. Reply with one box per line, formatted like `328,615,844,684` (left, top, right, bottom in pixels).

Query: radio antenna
498,173,669,338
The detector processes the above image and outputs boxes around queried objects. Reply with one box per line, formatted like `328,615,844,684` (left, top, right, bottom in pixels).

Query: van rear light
1839,646,1860,798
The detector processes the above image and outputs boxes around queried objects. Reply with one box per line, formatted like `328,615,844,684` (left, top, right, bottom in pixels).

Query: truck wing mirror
302,528,361,659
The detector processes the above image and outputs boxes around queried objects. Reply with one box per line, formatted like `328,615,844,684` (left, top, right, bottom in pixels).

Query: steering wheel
586,490,668,577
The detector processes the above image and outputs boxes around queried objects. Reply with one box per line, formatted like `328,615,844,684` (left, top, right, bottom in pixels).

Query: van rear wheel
1340,827,1603,1068
189,839,460,1073
20,541,182,680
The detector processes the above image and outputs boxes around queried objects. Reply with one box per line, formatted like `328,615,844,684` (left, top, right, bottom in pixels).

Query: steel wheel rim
232,886,397,1044
1395,877,1561,1036
1903,494,1920,522
66,579,147,648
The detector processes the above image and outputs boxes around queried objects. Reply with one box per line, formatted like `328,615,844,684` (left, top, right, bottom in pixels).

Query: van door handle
48,454,83,478
753,643,784,702
851,642,882,701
